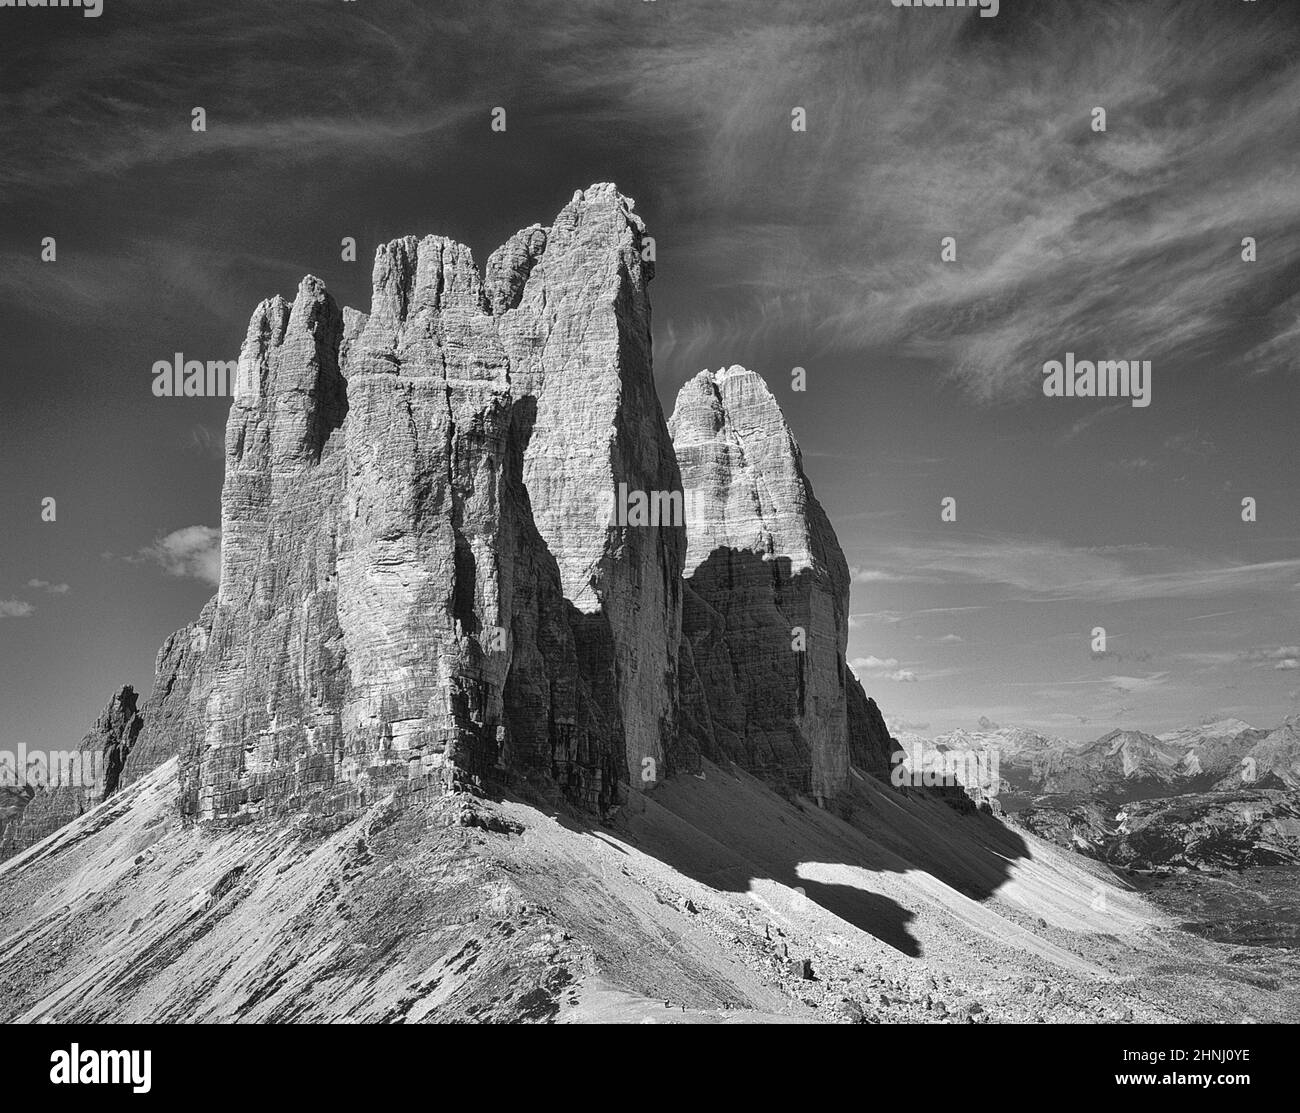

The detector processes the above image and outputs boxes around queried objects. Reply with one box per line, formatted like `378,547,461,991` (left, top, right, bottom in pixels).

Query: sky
1,0,1297,757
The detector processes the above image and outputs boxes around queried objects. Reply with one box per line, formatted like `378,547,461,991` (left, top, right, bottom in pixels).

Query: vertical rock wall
670,366,894,802
35,187,895,837
179,185,684,822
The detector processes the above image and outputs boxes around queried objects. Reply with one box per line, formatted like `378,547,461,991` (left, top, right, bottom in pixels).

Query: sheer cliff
670,366,896,804
6,186,897,850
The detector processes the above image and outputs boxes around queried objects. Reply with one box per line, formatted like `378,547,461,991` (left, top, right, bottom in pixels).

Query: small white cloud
0,599,35,618
26,579,69,594
851,654,919,683
851,655,900,670
138,526,221,586
851,568,901,584
1275,659,1300,671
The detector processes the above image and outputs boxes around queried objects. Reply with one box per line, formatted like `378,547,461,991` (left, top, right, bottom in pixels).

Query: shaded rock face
177,184,683,822
845,677,898,778
85,685,146,797
0,786,33,854
491,189,685,783
120,599,215,787
0,686,143,859
669,366,894,802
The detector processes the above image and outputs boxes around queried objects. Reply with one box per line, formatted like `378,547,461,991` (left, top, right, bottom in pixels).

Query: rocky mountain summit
914,717,1296,802
671,365,894,804
3,184,894,861
184,182,680,823
5,188,1297,1025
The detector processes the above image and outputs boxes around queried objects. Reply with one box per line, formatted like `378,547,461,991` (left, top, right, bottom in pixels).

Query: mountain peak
671,365,893,799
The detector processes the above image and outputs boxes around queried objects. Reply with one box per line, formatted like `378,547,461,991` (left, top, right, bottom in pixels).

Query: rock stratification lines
8,186,896,843
671,365,894,805
176,185,687,822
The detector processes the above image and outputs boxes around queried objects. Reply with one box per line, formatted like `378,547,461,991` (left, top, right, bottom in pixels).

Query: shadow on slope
608,757,1149,967
0,752,1165,1022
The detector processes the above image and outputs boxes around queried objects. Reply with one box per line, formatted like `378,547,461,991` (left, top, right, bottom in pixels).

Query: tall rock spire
181,277,350,819
670,365,892,803
495,184,686,786
178,185,686,822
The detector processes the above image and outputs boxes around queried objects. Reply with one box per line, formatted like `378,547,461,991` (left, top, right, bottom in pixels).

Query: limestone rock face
670,366,892,801
120,599,215,787
23,188,893,841
178,278,351,820
493,185,686,783
846,676,898,778
331,228,615,810
175,185,682,822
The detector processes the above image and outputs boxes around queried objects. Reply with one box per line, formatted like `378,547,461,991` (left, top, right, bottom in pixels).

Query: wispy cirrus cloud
0,3,488,202
853,533,1300,603
599,0,1300,397
183,424,226,459
7,1,1294,400
0,242,315,325
852,606,988,625
1240,646,1300,672
1107,673,1169,695
1242,645,1300,664
849,567,918,585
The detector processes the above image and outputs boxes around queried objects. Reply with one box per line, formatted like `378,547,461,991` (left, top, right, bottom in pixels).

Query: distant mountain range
901,717,1298,801
899,718,1300,870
